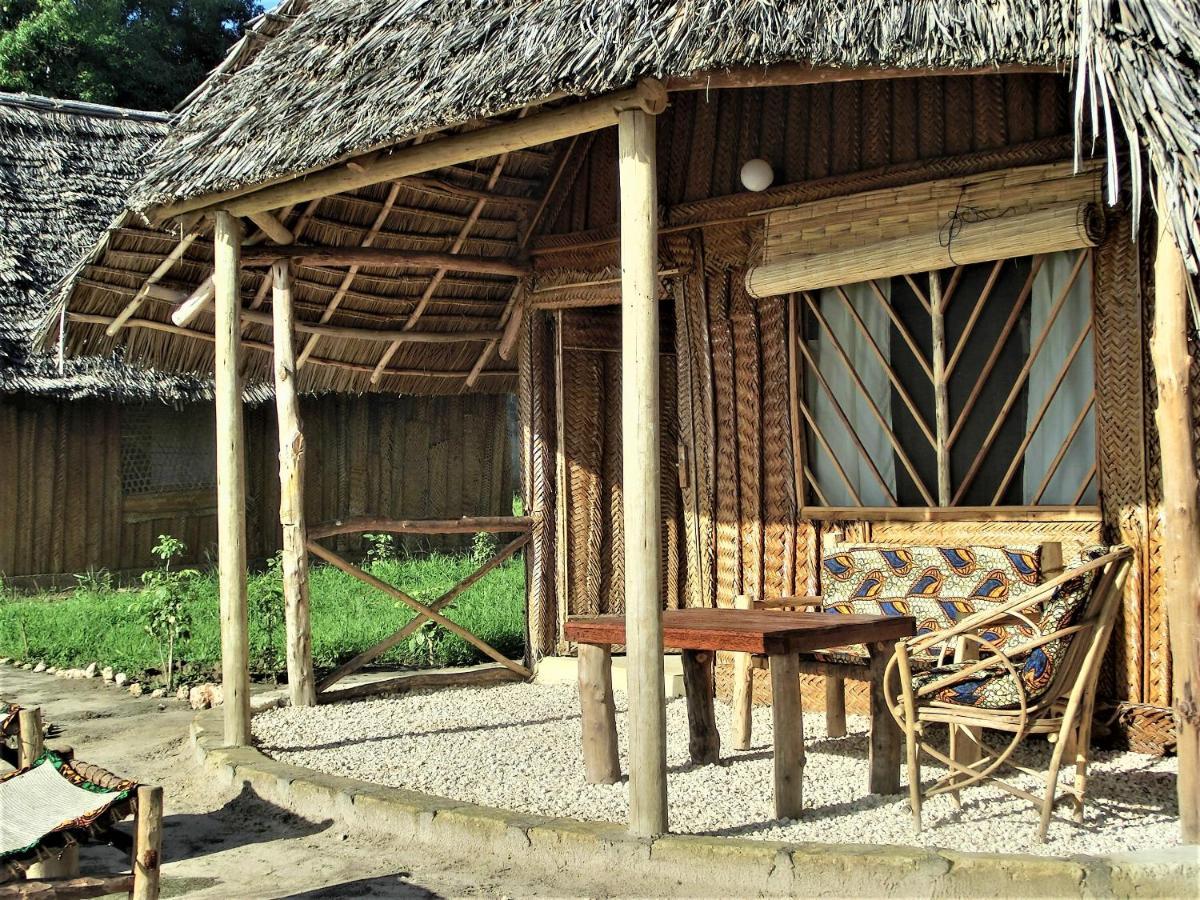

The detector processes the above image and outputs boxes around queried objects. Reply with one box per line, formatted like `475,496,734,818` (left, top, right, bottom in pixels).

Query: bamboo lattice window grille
121,405,217,496
797,249,1097,508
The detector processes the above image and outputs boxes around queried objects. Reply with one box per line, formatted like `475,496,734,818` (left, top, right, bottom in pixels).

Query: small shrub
470,531,498,566
363,533,396,565
73,567,113,593
248,553,286,676
140,534,198,691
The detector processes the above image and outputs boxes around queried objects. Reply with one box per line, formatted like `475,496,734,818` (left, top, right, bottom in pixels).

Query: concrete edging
191,706,1197,897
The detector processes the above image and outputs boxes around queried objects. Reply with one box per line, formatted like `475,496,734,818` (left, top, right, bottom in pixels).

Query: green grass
0,551,526,684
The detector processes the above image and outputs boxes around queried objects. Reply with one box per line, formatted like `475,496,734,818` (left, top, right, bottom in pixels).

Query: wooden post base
867,641,902,794
825,676,847,738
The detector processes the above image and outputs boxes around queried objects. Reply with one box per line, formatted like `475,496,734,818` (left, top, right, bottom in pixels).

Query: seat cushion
817,544,1044,659
909,548,1106,709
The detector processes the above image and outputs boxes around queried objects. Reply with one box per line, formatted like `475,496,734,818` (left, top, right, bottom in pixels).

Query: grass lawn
0,549,525,685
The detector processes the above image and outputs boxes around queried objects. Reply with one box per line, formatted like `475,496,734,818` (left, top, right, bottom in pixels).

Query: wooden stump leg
825,677,847,738
682,650,720,764
867,641,902,795
131,785,163,900
18,707,44,768
577,644,621,784
731,651,754,750
769,652,805,818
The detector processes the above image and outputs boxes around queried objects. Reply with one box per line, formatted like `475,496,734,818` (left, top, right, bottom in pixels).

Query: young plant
470,531,498,566
249,553,285,678
140,534,198,691
363,532,396,566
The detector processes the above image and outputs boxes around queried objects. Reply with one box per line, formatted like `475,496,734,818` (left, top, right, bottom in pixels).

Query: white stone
83,662,98,678
190,683,223,710
21,663,32,670
33,662,46,673
114,673,128,687
128,683,144,697
151,688,166,699
102,667,114,683
46,667,56,675
175,686,189,702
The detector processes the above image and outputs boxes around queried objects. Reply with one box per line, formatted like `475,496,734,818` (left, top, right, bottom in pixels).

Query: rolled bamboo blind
746,160,1104,298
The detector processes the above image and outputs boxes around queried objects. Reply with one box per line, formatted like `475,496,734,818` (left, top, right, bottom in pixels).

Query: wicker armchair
883,546,1132,841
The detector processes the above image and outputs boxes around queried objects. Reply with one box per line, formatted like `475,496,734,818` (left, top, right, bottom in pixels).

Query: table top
564,608,916,655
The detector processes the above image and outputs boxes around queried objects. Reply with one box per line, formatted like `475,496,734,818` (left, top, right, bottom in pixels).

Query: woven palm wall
524,74,1178,747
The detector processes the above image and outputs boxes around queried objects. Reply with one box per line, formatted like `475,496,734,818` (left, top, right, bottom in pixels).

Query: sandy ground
1,667,616,899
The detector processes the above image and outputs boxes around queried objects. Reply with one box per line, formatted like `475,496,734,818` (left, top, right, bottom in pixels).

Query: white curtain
808,281,896,506
1024,251,1096,504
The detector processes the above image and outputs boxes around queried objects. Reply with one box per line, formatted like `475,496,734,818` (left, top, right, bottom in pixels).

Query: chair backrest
1033,546,1132,710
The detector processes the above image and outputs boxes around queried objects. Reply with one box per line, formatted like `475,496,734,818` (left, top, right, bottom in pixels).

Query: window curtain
808,281,897,506
1023,251,1096,504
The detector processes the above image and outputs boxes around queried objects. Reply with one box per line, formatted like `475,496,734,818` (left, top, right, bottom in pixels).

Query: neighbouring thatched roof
0,92,253,402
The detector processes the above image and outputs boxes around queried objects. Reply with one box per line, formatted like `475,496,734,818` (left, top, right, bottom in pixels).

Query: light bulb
740,158,774,192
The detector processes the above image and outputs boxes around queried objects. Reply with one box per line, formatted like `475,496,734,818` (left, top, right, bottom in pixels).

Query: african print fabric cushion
908,548,1106,710
816,544,1044,660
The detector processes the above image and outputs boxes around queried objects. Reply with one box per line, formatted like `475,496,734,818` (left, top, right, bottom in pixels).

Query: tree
0,0,262,111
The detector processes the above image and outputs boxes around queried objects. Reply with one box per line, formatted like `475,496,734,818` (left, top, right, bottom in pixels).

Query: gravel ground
253,682,1179,857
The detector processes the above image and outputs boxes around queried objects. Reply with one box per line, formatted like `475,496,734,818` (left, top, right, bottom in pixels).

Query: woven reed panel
760,160,1102,265
864,520,1103,558
667,234,717,609
1094,212,1152,706
1140,224,1172,709
519,310,559,659
554,310,686,629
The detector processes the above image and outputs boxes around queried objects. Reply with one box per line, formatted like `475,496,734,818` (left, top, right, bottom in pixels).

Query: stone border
191,707,1197,898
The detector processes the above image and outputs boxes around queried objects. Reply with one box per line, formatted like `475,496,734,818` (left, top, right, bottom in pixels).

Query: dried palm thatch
36,0,1200,397
0,92,248,401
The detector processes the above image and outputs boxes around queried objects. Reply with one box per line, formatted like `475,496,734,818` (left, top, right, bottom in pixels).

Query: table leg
867,641,902,794
949,637,982,806
578,643,621,784
682,649,720,764
769,651,805,818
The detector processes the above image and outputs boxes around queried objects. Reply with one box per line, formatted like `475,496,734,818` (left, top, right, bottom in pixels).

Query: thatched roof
36,0,1200,397
128,0,1078,212
0,92,241,402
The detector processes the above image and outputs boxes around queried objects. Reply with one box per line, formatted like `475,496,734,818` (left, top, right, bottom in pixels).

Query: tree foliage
0,0,261,111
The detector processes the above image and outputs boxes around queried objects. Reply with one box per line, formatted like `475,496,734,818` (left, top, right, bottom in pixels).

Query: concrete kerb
191,708,1199,898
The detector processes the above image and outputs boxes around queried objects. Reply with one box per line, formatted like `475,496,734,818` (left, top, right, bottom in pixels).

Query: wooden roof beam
150,80,667,221
240,245,529,276
664,63,1062,92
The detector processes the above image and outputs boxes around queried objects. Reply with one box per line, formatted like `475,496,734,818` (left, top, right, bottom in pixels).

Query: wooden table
564,608,916,818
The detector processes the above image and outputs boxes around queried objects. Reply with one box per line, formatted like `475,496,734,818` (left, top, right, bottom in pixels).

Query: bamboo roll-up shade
745,159,1103,298
747,202,1103,297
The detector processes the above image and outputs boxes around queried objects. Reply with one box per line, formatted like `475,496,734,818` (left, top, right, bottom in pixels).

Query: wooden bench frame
730,540,1065,794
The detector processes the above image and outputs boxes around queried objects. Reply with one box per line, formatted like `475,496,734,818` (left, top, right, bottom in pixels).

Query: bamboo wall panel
0,393,516,581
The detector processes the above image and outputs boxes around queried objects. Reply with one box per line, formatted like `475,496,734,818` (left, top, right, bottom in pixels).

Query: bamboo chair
883,546,1132,841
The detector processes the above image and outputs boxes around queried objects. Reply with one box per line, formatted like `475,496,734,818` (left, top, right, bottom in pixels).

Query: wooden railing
306,516,533,697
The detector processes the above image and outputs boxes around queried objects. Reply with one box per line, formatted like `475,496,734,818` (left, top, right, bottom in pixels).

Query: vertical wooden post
213,210,251,747
131,785,163,900
619,104,667,836
681,649,720,763
930,270,951,505
17,706,43,767
272,259,316,707
769,651,805,818
731,594,755,750
1150,191,1199,843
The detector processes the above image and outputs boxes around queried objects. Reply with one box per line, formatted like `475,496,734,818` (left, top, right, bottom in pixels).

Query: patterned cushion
909,548,1105,709
816,544,1044,659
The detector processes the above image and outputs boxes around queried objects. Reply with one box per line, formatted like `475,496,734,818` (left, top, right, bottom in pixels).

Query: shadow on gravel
279,873,444,898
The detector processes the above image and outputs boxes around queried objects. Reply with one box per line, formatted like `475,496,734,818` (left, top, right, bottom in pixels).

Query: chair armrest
736,593,824,612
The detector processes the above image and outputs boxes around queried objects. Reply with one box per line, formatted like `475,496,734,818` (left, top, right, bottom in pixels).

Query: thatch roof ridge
0,91,231,402
128,0,1077,212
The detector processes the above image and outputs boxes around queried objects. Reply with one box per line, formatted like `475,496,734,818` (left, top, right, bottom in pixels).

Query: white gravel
252,682,1179,857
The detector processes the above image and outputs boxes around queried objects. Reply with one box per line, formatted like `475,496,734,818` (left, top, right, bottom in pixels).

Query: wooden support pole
731,594,755,750
825,677,847,738
154,81,668,221
930,270,951,505
769,651,805,818
577,644,621,784
271,260,316,707
213,210,251,747
18,707,43,767
618,105,667,837
131,785,163,900
1150,191,1200,844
